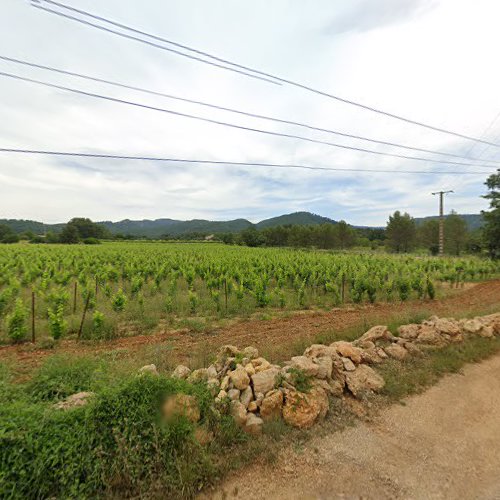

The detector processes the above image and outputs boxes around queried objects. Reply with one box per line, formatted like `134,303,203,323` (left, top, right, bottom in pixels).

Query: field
1,242,500,499
1,242,499,344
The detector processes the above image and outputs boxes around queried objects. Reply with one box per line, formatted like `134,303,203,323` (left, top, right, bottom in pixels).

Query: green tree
240,227,264,247
59,224,80,244
444,211,468,256
417,219,439,255
335,221,356,249
386,211,416,253
482,171,500,258
66,218,110,239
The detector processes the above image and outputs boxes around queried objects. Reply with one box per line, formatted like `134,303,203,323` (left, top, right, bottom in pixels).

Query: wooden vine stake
73,281,77,314
31,290,35,343
224,278,228,314
78,294,91,340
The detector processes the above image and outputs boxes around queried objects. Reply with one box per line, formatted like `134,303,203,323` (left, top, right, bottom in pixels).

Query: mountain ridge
0,212,483,237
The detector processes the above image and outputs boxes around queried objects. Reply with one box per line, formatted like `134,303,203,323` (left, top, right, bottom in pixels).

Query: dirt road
210,353,500,500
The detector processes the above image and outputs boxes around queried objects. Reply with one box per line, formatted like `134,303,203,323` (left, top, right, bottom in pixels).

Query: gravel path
209,353,500,499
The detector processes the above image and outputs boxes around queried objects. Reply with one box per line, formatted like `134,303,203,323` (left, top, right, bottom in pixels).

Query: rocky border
166,313,500,432
56,313,500,434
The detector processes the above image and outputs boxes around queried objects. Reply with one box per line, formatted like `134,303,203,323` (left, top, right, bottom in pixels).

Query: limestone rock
240,386,254,408
358,325,393,344
251,367,279,395
227,389,241,401
252,357,272,372
282,389,321,429
172,365,191,379
461,318,483,334
230,400,248,427
360,347,385,364
216,390,227,401
330,341,363,364
244,363,256,377
315,356,333,379
138,364,158,376
245,413,263,435
303,344,337,359
229,365,250,390
397,324,420,340
434,318,460,336
206,365,218,379
478,325,494,338
384,344,408,361
345,365,385,397
415,326,446,346
217,345,240,362
289,356,319,377
54,391,94,410
243,346,259,359
248,401,258,412
162,394,200,423
342,357,356,371
311,387,329,419
260,389,283,420
220,375,230,391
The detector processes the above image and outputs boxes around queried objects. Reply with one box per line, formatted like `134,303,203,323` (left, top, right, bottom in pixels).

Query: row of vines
0,242,498,342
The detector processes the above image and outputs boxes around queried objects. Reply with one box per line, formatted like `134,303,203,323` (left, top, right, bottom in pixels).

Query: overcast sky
1,0,499,225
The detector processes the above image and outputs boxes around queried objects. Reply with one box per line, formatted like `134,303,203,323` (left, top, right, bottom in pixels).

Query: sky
1,0,499,225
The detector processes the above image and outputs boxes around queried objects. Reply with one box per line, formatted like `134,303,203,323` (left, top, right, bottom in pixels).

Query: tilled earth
1,280,499,375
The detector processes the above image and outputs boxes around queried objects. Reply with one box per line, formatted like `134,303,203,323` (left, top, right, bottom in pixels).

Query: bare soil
208,352,500,499
1,280,499,376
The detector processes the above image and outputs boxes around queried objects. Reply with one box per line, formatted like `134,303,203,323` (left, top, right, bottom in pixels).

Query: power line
3,54,500,166
1,70,497,170
29,3,280,87
0,148,493,175
32,0,500,149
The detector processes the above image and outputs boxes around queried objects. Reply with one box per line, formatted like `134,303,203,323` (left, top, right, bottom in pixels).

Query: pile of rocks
166,312,500,433
54,312,499,435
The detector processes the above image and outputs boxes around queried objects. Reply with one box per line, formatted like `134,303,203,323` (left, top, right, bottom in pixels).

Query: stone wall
169,313,500,433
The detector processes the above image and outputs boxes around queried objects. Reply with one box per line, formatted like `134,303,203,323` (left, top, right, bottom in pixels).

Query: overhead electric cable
0,148,493,175
0,70,495,169
3,54,500,165
29,3,279,86
32,0,500,149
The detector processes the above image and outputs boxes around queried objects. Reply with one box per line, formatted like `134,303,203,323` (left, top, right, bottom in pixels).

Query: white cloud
0,0,497,225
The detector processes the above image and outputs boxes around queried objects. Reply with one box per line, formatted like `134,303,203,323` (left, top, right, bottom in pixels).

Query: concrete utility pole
431,190,454,256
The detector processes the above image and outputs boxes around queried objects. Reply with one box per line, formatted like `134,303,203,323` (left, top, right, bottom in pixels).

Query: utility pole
431,190,453,256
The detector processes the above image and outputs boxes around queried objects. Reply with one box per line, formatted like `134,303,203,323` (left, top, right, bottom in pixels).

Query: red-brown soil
1,280,499,375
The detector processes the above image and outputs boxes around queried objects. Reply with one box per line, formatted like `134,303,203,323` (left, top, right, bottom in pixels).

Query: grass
379,336,500,401
0,355,244,499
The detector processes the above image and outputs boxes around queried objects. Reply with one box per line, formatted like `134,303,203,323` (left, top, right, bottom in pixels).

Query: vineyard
0,242,498,343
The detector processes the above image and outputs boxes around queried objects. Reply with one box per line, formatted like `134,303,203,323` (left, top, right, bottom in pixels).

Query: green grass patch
379,336,500,401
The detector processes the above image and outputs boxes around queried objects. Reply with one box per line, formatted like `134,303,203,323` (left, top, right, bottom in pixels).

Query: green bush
1,363,223,499
47,304,67,340
6,299,28,342
83,237,101,245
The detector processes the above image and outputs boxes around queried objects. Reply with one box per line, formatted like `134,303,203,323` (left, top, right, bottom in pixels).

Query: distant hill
0,219,65,235
414,214,483,231
256,211,337,229
1,211,484,238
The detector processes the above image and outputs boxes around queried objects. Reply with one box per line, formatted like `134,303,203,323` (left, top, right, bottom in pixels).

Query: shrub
47,304,67,340
111,289,127,312
6,299,28,342
1,370,219,499
83,237,101,245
